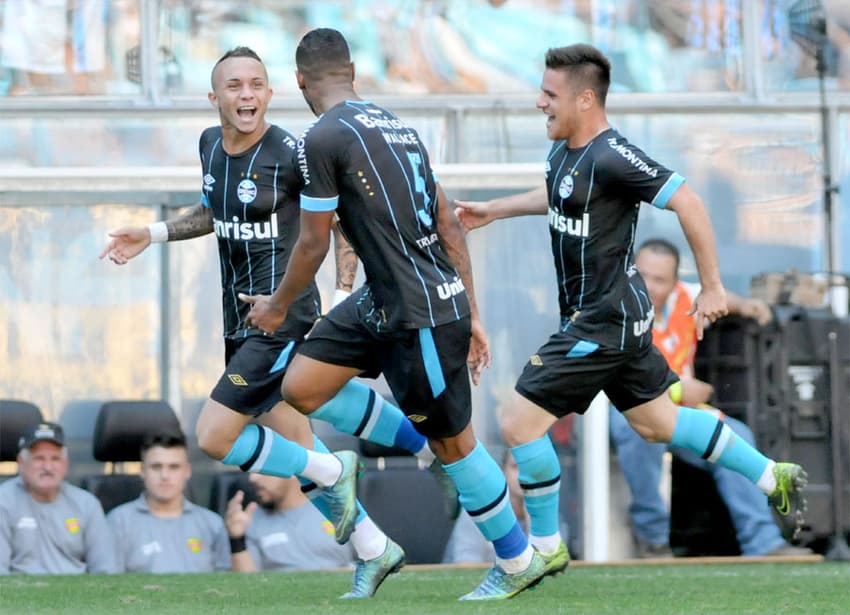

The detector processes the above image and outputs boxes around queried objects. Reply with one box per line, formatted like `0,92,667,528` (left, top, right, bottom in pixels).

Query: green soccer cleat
428,459,461,520
340,539,405,599
539,541,570,577
768,462,808,540
459,550,546,601
324,450,360,545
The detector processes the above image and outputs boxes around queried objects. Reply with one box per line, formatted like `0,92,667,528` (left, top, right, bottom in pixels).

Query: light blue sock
670,406,770,483
310,380,426,454
511,435,561,538
443,441,528,559
299,435,366,524
221,424,308,477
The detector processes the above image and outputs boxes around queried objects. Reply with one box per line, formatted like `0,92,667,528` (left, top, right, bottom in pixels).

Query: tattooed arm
331,216,358,293
99,203,214,265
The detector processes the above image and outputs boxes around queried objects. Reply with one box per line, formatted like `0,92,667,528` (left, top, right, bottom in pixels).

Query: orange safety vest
653,281,698,377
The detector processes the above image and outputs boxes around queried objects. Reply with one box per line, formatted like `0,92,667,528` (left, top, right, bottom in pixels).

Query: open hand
99,226,151,265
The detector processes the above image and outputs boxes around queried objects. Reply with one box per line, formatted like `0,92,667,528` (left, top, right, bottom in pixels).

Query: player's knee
281,380,320,415
196,424,236,460
499,413,530,447
630,420,671,444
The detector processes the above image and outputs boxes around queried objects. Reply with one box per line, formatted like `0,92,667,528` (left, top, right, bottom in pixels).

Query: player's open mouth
237,105,257,118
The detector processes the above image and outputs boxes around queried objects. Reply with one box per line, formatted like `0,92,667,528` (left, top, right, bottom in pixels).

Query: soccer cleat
428,459,461,520
459,550,546,601
323,450,360,545
768,463,808,540
538,541,570,577
340,539,405,599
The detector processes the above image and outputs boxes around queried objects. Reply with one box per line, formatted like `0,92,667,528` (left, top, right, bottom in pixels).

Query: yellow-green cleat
324,450,360,545
768,462,808,540
340,539,405,599
539,541,570,577
459,550,546,601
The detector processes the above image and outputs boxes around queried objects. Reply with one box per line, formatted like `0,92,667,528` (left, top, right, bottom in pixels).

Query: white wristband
331,289,351,308
148,221,169,244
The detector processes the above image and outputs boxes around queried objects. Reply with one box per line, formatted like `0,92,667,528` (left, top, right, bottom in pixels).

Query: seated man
610,238,811,558
107,432,230,573
225,473,355,573
0,422,117,574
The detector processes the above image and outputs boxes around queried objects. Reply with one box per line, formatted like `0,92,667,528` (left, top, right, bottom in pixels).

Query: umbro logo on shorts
228,374,249,386
407,414,427,423
530,355,544,366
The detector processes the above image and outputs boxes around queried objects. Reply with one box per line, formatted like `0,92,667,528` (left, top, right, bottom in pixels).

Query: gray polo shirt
0,477,117,575
107,494,230,573
247,502,354,571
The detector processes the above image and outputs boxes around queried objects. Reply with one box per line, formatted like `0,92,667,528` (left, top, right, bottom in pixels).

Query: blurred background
1,0,848,561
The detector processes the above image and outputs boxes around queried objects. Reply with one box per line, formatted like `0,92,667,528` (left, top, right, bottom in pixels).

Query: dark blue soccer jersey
296,100,469,330
545,128,685,350
198,125,320,339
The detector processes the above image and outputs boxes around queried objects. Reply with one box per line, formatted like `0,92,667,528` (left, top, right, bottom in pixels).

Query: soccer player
0,422,117,574
100,46,449,598
454,43,808,567
241,28,547,601
108,432,231,573
610,239,811,557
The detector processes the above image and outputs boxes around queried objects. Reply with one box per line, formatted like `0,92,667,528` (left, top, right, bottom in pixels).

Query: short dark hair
295,28,352,81
545,44,611,105
210,46,265,87
638,238,680,273
140,431,187,459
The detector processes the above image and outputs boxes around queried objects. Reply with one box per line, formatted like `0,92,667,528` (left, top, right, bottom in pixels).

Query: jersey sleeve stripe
650,172,685,209
300,194,339,212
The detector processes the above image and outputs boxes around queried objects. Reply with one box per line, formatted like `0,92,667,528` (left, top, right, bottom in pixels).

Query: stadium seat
58,399,105,486
80,400,182,513
0,399,44,462
356,455,454,564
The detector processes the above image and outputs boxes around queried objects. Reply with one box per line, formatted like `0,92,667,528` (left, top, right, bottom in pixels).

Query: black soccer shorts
297,297,472,440
210,334,298,417
515,328,678,417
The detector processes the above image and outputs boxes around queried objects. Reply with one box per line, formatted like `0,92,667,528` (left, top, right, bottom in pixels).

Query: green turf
1,562,847,614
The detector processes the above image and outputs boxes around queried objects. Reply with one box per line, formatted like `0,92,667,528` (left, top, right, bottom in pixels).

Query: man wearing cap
0,422,117,574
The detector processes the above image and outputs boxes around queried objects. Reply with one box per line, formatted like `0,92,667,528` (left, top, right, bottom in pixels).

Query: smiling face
208,56,272,140
536,68,585,141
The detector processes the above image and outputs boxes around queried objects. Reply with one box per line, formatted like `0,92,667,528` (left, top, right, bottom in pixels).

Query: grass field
1,561,848,614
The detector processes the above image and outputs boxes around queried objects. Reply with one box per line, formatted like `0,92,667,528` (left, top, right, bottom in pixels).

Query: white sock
756,460,777,494
415,443,436,465
530,533,562,554
496,543,533,574
302,450,342,487
350,516,388,561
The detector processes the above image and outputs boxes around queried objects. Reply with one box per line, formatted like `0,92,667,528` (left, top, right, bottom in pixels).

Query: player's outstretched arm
454,185,548,232
666,184,727,339
436,184,491,384
330,216,358,308
99,203,213,265
241,210,334,333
